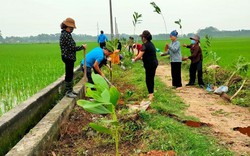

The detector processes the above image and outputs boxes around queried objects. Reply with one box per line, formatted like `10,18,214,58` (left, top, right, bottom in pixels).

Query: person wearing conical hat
60,17,87,98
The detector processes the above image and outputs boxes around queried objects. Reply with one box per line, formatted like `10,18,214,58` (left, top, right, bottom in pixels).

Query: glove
131,59,135,63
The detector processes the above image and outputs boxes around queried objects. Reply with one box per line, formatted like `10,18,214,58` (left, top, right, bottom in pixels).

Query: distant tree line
0,27,250,43
197,26,250,37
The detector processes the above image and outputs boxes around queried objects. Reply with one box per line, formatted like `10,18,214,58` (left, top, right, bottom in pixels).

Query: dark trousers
189,60,205,85
171,62,182,87
100,42,106,49
145,65,158,94
62,57,74,83
128,45,133,52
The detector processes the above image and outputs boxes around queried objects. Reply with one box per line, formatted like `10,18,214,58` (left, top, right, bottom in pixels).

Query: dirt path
156,65,250,155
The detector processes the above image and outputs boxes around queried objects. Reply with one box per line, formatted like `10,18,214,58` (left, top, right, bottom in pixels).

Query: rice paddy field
0,37,249,116
0,42,98,116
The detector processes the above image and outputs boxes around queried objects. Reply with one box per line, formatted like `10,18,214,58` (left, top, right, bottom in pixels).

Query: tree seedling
77,73,120,156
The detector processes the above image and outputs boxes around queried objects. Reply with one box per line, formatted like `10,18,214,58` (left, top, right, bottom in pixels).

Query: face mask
191,40,196,44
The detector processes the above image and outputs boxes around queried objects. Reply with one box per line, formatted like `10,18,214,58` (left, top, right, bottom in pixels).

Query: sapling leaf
92,74,109,92
150,2,161,14
109,86,120,106
101,89,111,103
84,105,112,114
174,19,182,29
77,100,112,114
85,82,95,88
101,119,119,126
89,123,112,135
86,87,104,102
150,2,167,37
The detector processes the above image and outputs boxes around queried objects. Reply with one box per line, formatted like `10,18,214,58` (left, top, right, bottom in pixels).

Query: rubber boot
66,91,77,98
70,81,78,95
65,81,77,98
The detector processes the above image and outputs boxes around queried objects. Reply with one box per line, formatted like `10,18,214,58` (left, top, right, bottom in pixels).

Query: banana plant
150,2,167,38
77,73,120,156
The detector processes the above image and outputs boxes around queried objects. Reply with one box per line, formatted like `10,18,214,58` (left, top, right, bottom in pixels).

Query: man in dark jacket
183,34,205,88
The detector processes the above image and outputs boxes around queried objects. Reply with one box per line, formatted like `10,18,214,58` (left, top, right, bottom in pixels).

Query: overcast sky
1,0,250,37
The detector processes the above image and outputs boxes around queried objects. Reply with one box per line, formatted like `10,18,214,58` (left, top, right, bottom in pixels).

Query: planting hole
161,112,212,128
182,120,212,128
233,126,250,137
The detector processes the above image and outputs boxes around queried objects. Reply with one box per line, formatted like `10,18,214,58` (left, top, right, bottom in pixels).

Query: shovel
109,60,113,82
83,48,87,95
103,76,113,86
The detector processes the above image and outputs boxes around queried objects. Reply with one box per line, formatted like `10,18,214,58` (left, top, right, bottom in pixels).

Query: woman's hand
164,43,169,52
82,44,87,50
182,44,187,47
182,57,189,61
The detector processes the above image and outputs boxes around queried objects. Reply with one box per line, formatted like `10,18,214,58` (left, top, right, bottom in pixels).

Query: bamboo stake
83,49,87,95
230,79,247,100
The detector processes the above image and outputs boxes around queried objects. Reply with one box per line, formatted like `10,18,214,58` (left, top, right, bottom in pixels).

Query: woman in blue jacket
161,30,182,89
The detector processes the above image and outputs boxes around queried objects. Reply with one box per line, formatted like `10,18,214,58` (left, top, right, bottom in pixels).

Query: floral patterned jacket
60,29,83,61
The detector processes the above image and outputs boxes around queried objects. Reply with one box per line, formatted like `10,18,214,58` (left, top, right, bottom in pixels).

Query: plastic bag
214,86,228,94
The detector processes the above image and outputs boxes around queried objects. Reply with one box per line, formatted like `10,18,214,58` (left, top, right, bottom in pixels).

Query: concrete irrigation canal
0,67,84,156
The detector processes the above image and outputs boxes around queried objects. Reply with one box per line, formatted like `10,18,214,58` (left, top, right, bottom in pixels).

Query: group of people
59,17,204,100
161,30,205,90
59,18,113,98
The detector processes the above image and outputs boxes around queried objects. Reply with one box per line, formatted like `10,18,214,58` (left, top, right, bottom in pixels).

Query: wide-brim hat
190,34,200,41
63,18,76,28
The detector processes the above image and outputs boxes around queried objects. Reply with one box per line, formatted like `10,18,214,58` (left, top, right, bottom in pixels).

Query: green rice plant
77,74,120,156
0,42,97,116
